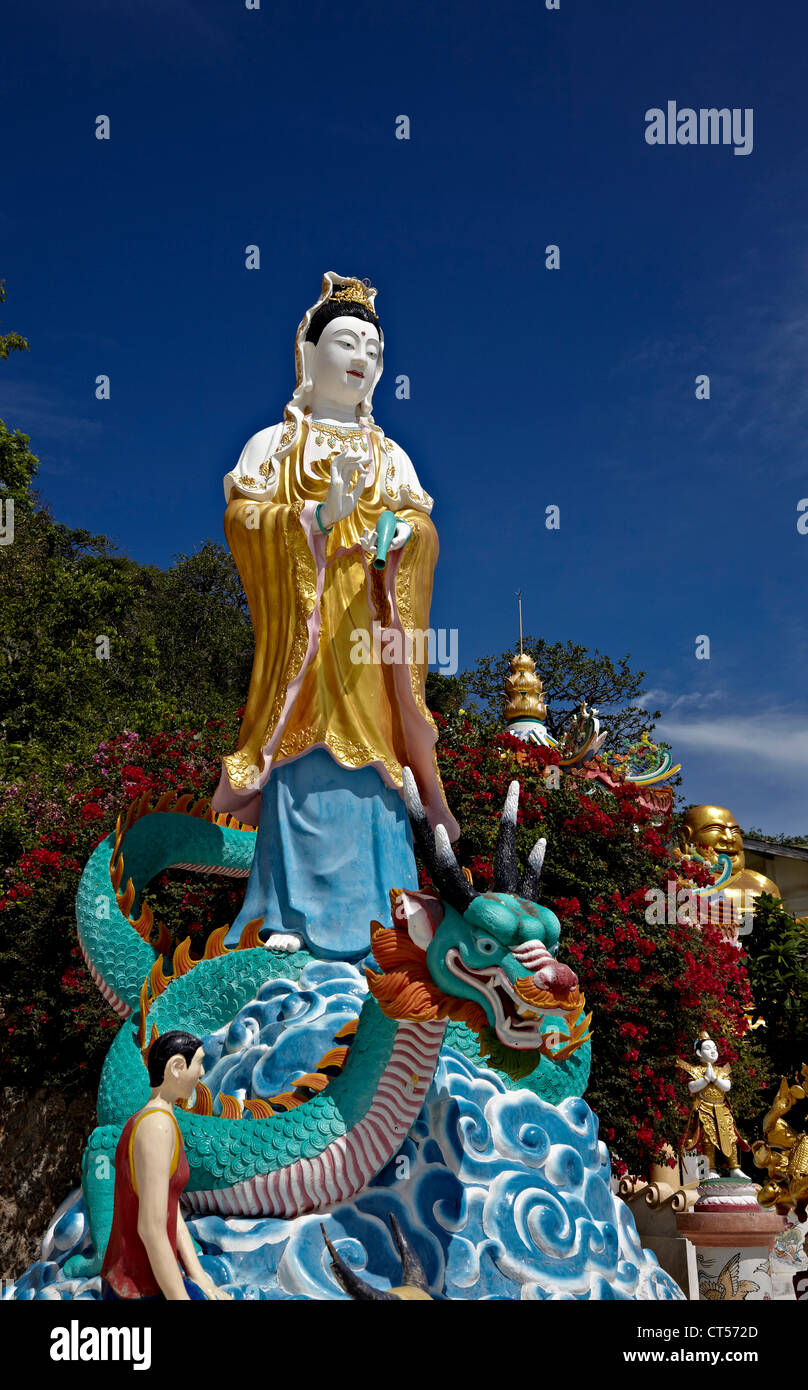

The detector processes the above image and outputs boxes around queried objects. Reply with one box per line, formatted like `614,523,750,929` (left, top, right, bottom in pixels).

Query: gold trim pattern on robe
678,1060,740,1158
221,420,451,819
222,498,318,790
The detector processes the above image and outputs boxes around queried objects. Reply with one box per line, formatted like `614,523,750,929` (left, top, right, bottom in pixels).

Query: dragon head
367,772,590,1062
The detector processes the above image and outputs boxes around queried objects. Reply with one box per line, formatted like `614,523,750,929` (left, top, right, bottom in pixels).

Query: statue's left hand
360,520,411,553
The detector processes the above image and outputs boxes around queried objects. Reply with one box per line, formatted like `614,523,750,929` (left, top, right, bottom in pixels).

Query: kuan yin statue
212,273,459,958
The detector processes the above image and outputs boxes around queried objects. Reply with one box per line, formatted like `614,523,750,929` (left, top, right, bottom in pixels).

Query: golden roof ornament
502,590,548,725
330,277,377,313
497,592,610,768
503,651,547,723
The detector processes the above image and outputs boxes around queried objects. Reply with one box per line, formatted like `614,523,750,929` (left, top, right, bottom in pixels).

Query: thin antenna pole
516,589,523,653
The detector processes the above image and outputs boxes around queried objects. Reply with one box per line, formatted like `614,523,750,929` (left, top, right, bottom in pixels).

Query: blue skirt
224,748,418,960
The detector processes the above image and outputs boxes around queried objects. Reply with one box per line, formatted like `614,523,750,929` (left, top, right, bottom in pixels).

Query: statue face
310,315,381,408
697,1039,718,1063
170,1046,205,1100
680,805,744,874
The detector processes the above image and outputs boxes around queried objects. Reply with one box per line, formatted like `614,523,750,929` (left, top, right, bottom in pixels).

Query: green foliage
0,426,253,770
744,894,808,1081
466,636,660,749
424,671,469,719
148,544,252,715
0,282,30,361
743,826,808,848
0,418,39,501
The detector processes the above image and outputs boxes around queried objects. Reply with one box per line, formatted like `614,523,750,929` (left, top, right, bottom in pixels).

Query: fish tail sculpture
66,775,590,1278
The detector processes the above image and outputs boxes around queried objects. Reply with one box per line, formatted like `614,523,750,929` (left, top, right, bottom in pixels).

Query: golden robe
678,1060,746,1160
212,415,459,839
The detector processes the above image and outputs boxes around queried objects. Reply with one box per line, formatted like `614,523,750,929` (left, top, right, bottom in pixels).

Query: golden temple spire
503,593,547,724
503,651,547,724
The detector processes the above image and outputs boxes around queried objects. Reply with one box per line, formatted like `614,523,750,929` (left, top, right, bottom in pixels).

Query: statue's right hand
319,448,372,529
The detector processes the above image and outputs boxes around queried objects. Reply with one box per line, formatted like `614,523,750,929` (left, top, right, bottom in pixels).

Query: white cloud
0,383,102,445
643,687,724,715
620,233,808,462
656,712,808,772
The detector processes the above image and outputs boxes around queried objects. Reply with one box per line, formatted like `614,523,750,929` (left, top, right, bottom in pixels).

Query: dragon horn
320,1224,399,1301
434,824,476,911
401,766,436,857
401,767,475,913
493,781,520,894
388,1214,430,1293
520,836,548,903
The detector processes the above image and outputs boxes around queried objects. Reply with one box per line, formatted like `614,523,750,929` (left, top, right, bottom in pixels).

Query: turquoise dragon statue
66,771,591,1278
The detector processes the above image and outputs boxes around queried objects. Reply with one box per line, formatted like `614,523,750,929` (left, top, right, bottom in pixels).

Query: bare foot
264,932,303,953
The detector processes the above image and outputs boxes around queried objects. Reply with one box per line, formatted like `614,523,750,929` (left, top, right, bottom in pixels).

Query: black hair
147,1030,204,1088
306,299,380,345
694,1036,712,1055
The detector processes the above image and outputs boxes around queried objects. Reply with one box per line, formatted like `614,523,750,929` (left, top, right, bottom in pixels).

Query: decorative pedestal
619,1163,699,1297
676,1179,786,1300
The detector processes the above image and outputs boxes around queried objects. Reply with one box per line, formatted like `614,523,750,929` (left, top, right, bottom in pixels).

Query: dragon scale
66,791,591,1275
185,1020,447,1218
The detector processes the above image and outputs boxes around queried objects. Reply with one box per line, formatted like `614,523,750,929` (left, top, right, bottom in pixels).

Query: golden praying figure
678,1032,747,1179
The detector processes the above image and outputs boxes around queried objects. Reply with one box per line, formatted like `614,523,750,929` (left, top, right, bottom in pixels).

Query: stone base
678,1209,786,1246
676,1201,786,1300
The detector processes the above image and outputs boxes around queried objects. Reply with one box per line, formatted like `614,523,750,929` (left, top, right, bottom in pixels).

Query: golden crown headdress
330,277,377,313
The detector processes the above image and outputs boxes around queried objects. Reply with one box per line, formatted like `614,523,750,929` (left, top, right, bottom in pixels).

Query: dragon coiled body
67,793,591,1276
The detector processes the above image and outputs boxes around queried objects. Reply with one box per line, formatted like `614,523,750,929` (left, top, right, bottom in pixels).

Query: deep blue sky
2,0,806,832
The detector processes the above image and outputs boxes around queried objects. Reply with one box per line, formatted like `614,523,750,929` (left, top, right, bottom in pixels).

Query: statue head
304,307,382,415
283,274,384,430
146,1029,205,1100
679,804,744,876
694,1032,719,1064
